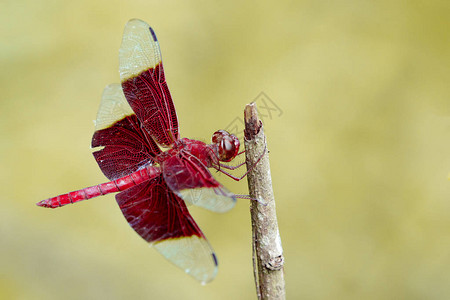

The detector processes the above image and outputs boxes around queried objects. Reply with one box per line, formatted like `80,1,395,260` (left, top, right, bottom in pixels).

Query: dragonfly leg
234,194,267,206
219,160,246,170
216,142,267,181
236,150,245,156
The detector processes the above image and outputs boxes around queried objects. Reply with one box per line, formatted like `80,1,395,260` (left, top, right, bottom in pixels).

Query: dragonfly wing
116,176,218,283
162,154,236,213
119,19,179,147
92,84,161,180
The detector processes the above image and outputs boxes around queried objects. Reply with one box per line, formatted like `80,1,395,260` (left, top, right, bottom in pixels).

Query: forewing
92,84,161,180
116,176,218,283
119,19,179,147
162,153,236,213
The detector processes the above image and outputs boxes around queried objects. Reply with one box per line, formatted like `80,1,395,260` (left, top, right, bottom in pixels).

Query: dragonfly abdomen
37,166,161,208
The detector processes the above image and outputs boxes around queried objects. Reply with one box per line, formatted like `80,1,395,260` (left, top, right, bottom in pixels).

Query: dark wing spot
149,27,158,42
212,253,218,266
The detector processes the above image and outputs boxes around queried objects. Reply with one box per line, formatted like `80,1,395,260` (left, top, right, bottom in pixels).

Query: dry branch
244,103,285,300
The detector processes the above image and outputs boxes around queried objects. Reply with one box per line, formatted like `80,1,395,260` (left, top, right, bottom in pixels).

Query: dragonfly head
211,130,240,162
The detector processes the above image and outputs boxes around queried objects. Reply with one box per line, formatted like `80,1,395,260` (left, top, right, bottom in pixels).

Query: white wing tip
119,19,161,81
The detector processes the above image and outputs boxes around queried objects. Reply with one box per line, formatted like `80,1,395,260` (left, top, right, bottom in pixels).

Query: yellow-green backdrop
1,1,449,299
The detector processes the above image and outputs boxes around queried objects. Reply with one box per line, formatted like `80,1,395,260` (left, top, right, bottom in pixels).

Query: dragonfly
37,19,250,284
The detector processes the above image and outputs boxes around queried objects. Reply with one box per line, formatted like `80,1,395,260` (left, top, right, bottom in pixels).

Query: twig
244,103,285,300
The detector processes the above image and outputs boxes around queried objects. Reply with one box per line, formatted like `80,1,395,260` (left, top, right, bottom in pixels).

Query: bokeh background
1,1,449,299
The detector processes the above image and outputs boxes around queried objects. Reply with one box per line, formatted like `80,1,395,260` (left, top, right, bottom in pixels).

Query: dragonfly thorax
160,132,239,168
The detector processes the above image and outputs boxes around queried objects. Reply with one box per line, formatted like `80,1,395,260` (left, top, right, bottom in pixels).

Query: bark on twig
244,103,285,300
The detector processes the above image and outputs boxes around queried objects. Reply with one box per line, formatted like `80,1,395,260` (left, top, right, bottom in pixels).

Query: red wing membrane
162,153,236,213
92,84,161,181
119,19,179,147
116,176,218,283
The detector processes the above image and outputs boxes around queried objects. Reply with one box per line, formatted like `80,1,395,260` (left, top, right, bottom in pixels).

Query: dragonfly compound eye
211,130,227,144
218,135,240,162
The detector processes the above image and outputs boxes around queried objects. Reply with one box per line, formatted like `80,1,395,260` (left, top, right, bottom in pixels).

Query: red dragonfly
37,19,246,283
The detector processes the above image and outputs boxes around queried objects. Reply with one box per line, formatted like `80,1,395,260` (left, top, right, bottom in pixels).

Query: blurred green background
1,0,449,299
